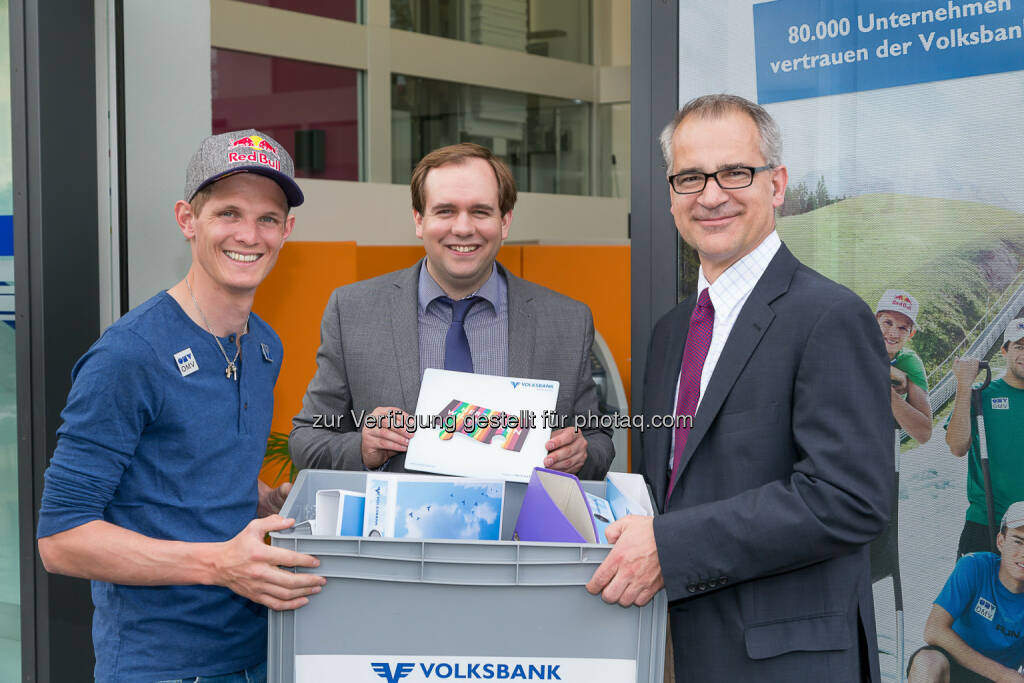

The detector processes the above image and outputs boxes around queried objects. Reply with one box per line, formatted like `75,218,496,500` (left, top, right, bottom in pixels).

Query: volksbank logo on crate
295,655,637,682
373,661,561,681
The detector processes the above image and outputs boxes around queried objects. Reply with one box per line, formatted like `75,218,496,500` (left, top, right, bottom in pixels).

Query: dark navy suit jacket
640,245,893,681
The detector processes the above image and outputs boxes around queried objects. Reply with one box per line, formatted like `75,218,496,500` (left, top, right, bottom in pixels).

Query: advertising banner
680,1,1024,677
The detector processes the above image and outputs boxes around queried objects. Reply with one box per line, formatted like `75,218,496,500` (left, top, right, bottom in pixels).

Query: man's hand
993,669,1024,683
952,357,981,388
213,515,325,611
360,406,413,469
890,366,908,394
586,515,664,607
543,427,588,474
257,480,291,518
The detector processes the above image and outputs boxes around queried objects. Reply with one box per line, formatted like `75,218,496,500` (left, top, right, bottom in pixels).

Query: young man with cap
36,129,325,682
907,501,1024,683
876,288,933,443
289,142,613,478
947,318,1024,557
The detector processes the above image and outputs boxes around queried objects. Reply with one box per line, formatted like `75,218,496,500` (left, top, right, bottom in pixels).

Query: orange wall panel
252,241,358,438
520,246,631,405
356,246,425,281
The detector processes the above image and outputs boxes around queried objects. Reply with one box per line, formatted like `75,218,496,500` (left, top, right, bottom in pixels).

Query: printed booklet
514,469,653,544
404,369,559,482
363,473,506,541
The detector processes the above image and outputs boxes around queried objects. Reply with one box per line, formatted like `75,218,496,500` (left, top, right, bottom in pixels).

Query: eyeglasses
668,165,774,195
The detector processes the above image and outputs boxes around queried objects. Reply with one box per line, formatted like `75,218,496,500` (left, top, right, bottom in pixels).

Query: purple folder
514,468,598,543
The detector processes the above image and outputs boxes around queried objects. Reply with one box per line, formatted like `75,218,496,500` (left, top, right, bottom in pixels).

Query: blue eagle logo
371,662,415,683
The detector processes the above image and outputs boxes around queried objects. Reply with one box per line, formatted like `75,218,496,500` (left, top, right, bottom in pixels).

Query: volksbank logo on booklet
295,655,637,682
509,380,556,391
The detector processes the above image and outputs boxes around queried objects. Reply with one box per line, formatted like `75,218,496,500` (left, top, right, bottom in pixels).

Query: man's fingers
366,434,407,453
600,570,627,605
259,569,325,598
544,428,586,472
262,595,311,612
604,519,626,544
265,545,323,570
250,514,296,535
546,427,579,450
586,554,618,595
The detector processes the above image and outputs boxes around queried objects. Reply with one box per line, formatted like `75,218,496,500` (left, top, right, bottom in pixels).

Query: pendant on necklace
226,362,238,381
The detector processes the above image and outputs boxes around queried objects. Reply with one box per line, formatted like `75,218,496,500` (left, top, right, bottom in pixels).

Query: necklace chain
185,276,247,381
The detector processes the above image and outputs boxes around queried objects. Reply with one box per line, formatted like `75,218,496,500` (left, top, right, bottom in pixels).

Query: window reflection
391,0,591,64
212,48,362,181
392,75,590,196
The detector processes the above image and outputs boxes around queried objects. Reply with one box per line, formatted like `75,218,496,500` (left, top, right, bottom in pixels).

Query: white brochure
404,369,559,482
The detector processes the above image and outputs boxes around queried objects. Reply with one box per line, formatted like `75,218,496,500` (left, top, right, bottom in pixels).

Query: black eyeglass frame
667,165,775,195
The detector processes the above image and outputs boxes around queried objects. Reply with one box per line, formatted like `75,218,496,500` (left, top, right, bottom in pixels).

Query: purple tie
668,288,714,499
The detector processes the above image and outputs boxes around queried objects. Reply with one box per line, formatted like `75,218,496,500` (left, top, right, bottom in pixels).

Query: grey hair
659,94,783,176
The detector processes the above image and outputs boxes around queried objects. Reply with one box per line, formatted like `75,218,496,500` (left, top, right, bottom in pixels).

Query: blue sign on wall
0,215,11,256
753,0,1024,103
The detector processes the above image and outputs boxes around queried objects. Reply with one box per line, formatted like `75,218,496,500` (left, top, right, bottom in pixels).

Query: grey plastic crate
269,469,666,683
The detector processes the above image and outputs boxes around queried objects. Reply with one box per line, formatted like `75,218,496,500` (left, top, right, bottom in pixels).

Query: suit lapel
505,268,536,377
388,262,423,412
647,301,693,512
666,246,798,497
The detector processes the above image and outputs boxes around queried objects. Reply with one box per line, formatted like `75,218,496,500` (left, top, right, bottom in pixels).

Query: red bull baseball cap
875,289,919,326
184,129,304,207
1005,318,1024,345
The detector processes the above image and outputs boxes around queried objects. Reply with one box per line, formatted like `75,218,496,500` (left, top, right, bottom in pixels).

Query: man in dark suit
290,143,613,479
587,94,893,680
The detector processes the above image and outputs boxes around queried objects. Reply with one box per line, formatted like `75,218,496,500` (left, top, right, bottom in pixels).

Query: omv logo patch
174,348,198,377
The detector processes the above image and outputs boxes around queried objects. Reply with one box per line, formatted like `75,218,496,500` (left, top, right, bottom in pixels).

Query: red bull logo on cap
891,294,913,311
228,134,280,170
230,134,277,155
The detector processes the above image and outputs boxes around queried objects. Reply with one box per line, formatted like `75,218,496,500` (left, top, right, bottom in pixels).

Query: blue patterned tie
441,296,481,372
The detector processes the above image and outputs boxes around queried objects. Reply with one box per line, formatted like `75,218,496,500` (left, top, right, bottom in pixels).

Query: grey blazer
641,246,893,681
290,260,614,480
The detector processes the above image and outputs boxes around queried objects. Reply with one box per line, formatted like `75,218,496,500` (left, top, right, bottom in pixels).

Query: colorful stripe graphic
436,399,531,452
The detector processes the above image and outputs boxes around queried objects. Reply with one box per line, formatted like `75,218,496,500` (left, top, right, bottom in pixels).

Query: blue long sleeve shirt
38,292,282,682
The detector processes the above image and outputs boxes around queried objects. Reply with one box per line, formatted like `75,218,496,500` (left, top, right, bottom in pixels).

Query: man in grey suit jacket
587,95,893,680
291,143,613,479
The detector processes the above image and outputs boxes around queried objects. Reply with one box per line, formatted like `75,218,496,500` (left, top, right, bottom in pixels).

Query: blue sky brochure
363,473,506,540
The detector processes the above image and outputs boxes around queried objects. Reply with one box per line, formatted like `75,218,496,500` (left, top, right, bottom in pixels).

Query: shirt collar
417,260,503,314
696,230,782,319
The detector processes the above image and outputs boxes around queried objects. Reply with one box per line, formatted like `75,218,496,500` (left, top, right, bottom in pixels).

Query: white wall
289,179,628,245
123,1,211,308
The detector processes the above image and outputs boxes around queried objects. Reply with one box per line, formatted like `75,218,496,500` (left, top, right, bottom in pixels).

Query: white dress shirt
669,230,782,471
